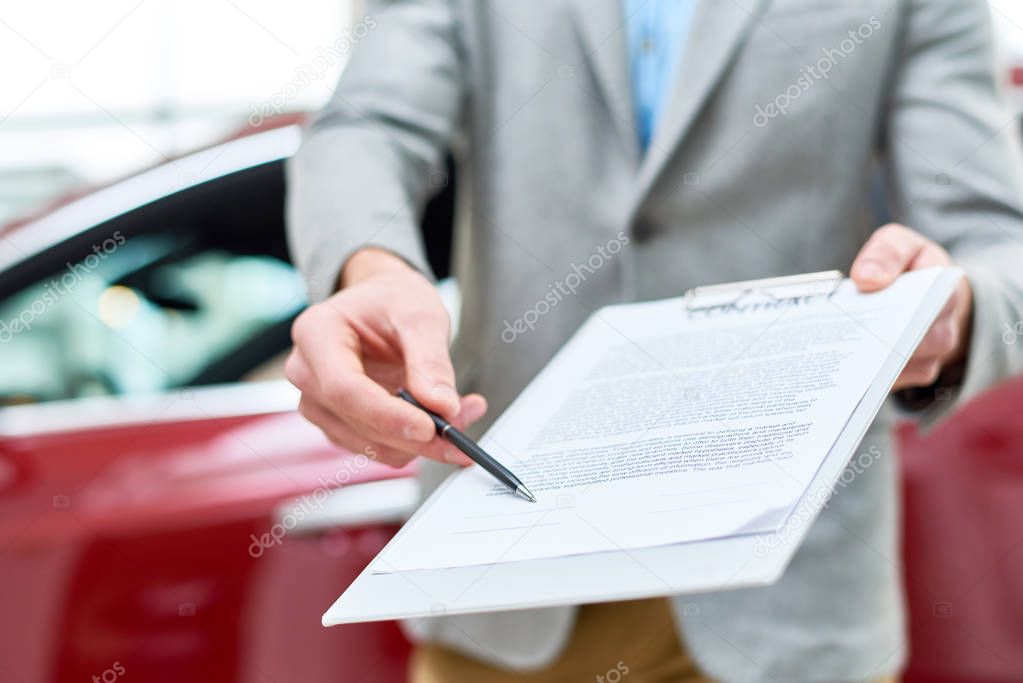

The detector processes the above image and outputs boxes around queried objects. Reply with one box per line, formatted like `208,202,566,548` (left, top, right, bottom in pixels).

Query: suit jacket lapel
567,0,640,166
630,0,769,214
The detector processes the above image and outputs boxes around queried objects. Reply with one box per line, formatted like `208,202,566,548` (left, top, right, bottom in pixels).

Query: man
286,0,1023,680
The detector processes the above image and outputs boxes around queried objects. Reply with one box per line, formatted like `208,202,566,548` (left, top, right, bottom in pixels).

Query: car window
0,233,306,406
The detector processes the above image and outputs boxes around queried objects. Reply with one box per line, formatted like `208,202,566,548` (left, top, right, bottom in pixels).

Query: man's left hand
851,223,973,391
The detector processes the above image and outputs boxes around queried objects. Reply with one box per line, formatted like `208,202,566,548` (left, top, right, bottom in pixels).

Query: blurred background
2,2,1023,682
3,0,1022,227
0,0,362,407
1,0,351,223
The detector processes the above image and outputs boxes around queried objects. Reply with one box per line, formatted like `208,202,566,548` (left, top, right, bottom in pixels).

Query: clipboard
323,268,962,626
683,270,843,310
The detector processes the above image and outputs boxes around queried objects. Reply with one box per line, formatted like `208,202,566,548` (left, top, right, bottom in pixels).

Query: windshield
0,233,305,406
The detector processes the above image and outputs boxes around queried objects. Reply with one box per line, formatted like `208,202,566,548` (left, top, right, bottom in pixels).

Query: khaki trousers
410,598,898,683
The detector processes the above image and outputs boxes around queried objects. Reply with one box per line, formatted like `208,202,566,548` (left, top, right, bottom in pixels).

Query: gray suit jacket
288,0,1023,680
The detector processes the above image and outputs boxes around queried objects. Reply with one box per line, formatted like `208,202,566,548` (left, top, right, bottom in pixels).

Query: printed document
374,268,954,573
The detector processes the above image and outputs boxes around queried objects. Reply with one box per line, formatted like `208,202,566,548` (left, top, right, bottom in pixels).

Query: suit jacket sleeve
884,0,1023,425
286,0,466,300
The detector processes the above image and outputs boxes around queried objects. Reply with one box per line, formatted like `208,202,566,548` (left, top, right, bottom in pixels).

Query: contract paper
374,268,952,573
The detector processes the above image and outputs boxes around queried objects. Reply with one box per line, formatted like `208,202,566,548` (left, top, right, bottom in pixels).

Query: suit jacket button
632,221,653,242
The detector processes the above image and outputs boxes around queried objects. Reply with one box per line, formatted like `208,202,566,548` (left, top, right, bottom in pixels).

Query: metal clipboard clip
683,270,844,311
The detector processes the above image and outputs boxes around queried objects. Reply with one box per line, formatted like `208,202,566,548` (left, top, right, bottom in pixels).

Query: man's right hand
286,248,487,468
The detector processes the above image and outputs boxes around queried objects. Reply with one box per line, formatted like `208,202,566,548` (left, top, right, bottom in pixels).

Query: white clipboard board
323,267,961,625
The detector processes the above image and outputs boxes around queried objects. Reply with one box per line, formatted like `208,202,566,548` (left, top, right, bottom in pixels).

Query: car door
0,124,437,683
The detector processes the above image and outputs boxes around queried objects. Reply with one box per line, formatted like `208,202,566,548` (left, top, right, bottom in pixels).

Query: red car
0,121,427,683
1,119,1021,683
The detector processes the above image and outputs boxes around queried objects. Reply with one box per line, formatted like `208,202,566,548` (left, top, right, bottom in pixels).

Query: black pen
397,388,537,503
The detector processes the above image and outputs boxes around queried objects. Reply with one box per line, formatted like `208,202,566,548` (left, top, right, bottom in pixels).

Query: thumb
851,224,926,292
395,313,461,419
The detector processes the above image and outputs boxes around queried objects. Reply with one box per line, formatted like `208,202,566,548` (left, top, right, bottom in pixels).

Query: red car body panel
3,376,1022,682
899,377,1023,682
0,409,413,683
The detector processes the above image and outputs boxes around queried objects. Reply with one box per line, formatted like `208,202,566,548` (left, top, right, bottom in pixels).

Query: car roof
0,114,305,273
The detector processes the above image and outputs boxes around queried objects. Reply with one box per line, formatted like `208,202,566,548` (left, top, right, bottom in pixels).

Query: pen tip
517,485,537,503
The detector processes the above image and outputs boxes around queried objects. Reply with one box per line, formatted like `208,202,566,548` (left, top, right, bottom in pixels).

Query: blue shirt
622,0,698,150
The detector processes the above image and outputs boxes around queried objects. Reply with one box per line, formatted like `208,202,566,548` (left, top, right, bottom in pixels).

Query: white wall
0,0,357,221
1,1,1021,224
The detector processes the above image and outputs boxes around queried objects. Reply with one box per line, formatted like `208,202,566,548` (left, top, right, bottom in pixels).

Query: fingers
894,278,972,390
287,349,487,467
297,392,472,466
288,347,439,454
297,397,414,467
291,307,436,443
893,357,943,391
452,394,488,431
287,277,487,469
913,303,961,359
851,224,949,292
393,311,461,420
851,224,924,291
362,359,406,393
850,228,971,391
